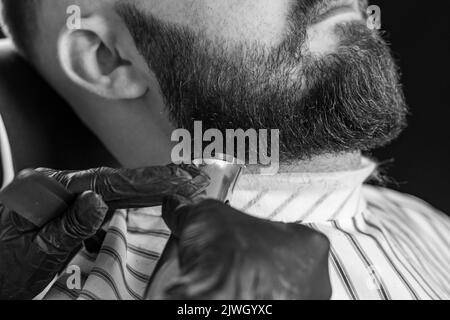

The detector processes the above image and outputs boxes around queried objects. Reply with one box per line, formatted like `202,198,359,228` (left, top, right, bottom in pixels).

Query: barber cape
37,158,450,300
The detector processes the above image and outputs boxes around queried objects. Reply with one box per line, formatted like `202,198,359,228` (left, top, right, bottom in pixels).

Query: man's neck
279,152,362,173
245,152,362,174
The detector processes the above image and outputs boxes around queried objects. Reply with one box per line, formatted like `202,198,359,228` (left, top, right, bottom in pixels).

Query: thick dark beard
117,3,407,162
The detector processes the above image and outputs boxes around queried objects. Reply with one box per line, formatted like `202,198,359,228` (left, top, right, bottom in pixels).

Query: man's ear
57,11,149,99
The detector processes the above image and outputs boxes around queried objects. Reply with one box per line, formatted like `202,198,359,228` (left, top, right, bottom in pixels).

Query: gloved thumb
35,191,108,254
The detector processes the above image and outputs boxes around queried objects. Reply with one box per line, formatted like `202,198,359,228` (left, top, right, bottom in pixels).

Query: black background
369,1,450,214
1,1,449,214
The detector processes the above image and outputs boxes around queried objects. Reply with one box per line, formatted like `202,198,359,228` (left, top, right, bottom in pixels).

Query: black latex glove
162,197,332,300
0,164,209,300
37,164,209,210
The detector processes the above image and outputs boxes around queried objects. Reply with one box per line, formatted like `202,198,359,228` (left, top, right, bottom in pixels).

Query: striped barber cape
42,158,450,300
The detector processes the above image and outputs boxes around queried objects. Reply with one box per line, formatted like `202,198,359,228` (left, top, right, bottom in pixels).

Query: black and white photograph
0,0,449,305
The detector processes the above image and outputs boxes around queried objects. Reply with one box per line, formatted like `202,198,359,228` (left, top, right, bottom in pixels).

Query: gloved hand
162,197,332,300
0,164,209,300
38,164,209,210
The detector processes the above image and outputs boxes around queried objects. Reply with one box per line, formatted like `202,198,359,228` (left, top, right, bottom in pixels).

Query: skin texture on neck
245,152,362,174
278,152,362,173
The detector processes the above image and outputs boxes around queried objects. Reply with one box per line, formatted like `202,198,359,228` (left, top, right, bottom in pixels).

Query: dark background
0,1,449,214
368,1,450,214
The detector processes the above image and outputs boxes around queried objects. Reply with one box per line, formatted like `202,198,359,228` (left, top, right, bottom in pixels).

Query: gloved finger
161,195,194,238
162,197,222,238
36,164,210,209
34,191,108,254
101,164,210,209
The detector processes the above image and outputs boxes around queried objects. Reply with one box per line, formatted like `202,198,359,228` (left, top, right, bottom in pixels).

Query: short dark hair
0,0,40,57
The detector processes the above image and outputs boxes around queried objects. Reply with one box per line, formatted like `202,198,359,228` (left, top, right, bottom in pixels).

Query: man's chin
258,22,407,161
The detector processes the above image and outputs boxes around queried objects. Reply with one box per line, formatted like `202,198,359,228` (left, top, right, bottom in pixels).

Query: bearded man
0,0,448,300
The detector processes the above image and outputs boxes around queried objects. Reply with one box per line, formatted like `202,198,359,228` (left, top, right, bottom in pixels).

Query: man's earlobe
57,15,149,100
